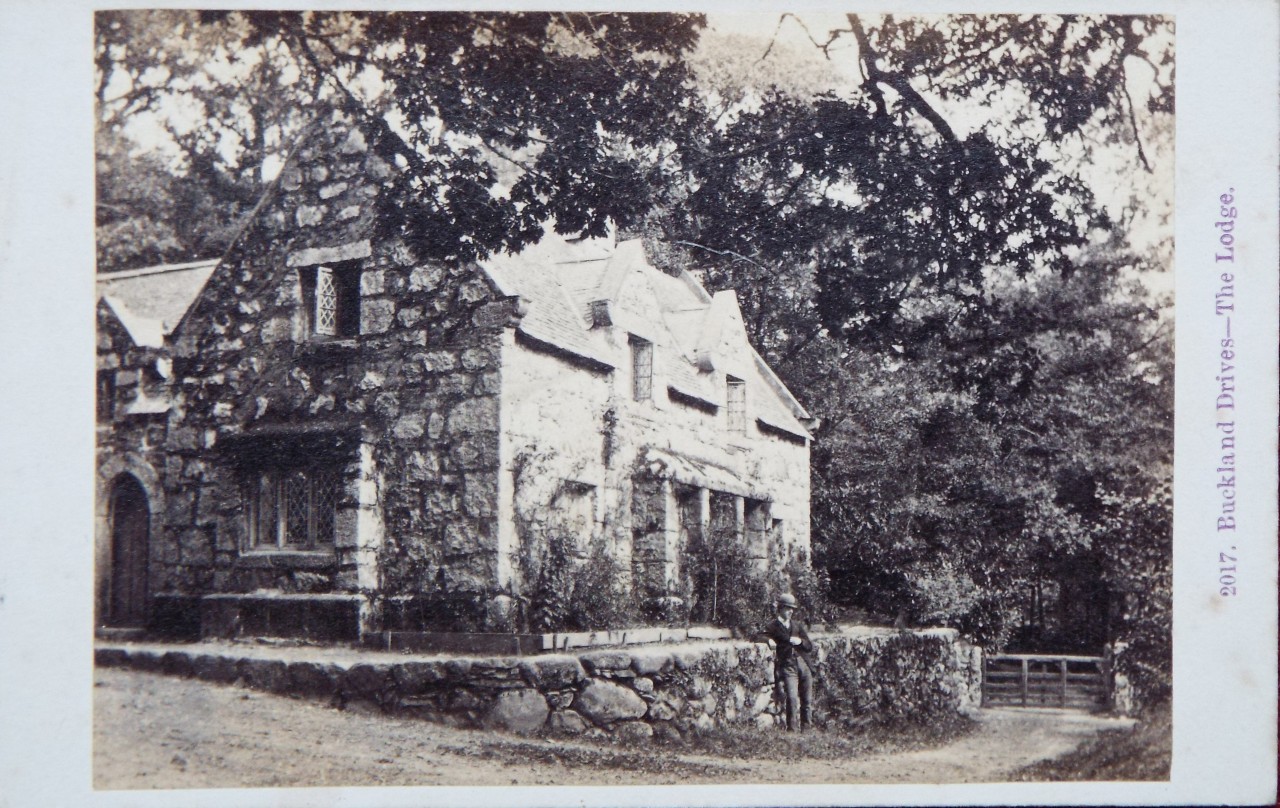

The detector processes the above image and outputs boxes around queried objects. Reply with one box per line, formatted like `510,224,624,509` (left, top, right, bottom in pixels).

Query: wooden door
108,475,149,626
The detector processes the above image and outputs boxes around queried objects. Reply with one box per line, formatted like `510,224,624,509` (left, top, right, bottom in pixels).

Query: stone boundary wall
95,627,982,740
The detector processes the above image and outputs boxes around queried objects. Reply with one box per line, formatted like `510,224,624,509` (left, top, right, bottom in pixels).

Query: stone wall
96,627,982,739
162,106,518,611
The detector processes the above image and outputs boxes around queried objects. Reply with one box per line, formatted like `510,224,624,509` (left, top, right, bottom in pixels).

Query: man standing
762,593,814,731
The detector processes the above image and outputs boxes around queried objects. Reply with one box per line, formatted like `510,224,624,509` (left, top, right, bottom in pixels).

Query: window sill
236,550,335,570
302,337,359,352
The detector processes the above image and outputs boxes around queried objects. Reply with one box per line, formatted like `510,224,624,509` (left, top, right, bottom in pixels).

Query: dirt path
93,667,1131,789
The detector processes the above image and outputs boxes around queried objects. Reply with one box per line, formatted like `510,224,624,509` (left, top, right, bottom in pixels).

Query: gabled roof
479,234,812,440
482,241,614,366
96,259,218,348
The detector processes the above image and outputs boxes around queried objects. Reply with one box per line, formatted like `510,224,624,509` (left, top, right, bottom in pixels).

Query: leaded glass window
300,264,360,338
315,265,338,336
283,470,310,545
245,467,339,550
726,376,747,433
630,335,653,401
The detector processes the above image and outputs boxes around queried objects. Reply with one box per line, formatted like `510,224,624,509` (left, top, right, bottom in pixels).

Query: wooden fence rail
981,653,1110,711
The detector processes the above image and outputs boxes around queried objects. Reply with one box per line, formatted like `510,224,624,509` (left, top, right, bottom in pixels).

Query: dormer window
630,335,653,402
726,376,746,433
300,264,360,338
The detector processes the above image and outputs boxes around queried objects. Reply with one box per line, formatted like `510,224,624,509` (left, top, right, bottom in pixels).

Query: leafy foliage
1098,480,1172,707
685,518,772,632
95,10,316,271
780,548,835,628
806,248,1171,651
522,533,638,633
816,632,978,728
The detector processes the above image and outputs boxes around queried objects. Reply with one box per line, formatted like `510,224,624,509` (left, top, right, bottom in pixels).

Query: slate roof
482,247,614,366
479,235,812,440
640,446,772,500
97,259,219,348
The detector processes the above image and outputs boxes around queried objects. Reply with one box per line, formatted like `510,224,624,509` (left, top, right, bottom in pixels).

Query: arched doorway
107,474,150,627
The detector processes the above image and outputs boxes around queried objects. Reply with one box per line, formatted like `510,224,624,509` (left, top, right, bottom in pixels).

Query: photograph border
0,0,1276,805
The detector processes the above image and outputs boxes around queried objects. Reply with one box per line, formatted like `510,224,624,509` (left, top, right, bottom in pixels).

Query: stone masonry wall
163,107,518,609
96,628,983,740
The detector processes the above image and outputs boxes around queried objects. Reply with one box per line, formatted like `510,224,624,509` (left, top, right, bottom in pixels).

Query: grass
445,712,980,777
671,713,978,761
1012,701,1171,781
439,738,735,777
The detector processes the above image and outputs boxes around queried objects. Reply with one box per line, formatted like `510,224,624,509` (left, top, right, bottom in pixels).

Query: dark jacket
762,615,813,671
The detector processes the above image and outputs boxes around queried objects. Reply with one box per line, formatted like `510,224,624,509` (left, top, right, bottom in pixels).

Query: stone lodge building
95,109,814,640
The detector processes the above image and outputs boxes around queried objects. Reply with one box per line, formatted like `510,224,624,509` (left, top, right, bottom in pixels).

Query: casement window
299,265,361,338
630,335,653,402
726,376,747,433
244,466,340,551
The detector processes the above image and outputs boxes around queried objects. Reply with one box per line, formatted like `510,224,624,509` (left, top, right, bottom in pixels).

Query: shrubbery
685,521,772,632
685,521,835,634
782,548,835,628
1099,481,1172,710
522,533,638,633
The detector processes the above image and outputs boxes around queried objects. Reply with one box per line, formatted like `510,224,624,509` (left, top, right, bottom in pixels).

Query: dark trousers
778,657,813,731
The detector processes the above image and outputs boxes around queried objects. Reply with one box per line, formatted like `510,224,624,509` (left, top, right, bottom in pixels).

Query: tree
657,13,1171,346
806,242,1171,649
95,126,187,269
655,13,1172,658
95,9,317,270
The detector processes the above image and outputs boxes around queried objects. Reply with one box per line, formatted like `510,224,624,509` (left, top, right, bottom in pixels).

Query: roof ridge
96,258,220,280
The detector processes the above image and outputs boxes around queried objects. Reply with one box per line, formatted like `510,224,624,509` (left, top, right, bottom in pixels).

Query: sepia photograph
88,8,1178,790
0,3,1274,807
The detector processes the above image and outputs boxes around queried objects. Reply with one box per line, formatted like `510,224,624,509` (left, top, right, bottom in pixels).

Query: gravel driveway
93,667,1132,789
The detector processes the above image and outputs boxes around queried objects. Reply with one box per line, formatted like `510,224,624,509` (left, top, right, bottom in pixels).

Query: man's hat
777,593,799,608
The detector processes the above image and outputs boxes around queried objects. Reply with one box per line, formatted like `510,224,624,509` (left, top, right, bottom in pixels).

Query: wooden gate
982,653,1109,711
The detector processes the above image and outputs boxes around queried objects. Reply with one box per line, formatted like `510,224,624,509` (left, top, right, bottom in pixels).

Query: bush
566,539,639,630
781,548,836,628
523,533,638,632
686,521,771,632
523,532,576,632
683,519,837,634
1098,482,1171,709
